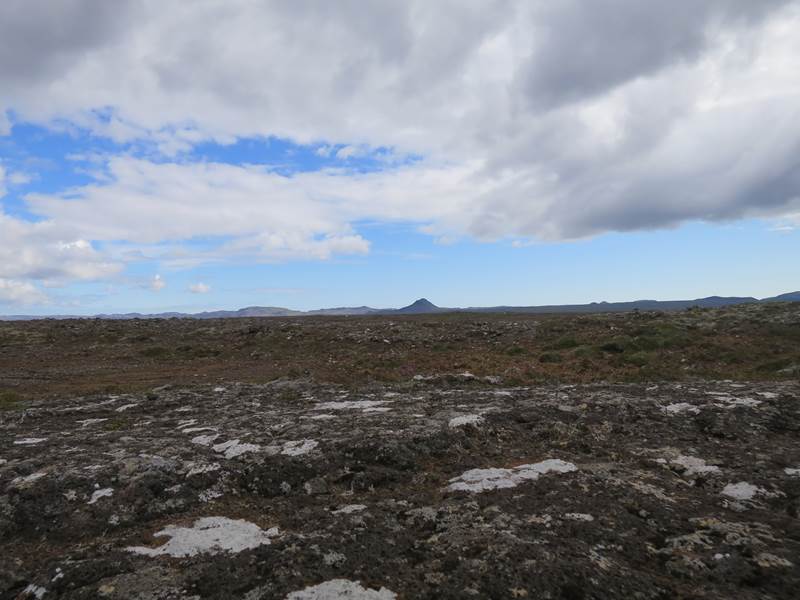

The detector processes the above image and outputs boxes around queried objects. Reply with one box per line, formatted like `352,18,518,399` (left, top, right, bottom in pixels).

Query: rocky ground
2,376,799,599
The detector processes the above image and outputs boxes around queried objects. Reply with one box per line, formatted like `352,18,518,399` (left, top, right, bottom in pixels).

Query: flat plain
2,303,799,599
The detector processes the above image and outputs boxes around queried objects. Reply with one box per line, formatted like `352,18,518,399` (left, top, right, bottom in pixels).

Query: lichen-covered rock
1,379,798,598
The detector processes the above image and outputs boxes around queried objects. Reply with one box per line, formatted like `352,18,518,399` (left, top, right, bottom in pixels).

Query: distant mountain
395,298,443,314
307,306,383,316
762,291,800,302
465,295,759,314
2,293,798,321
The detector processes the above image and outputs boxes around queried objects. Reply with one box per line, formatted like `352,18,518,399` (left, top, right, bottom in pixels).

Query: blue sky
1,2,798,314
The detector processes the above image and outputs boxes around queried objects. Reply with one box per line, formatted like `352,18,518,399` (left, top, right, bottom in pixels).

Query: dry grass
0,302,798,399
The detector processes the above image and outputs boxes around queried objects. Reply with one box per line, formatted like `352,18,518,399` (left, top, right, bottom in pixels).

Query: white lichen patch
186,462,222,477
527,514,553,526
115,403,139,412
713,397,762,409
784,467,800,477
88,488,113,505
564,513,595,522
446,459,577,493
22,584,46,599
286,579,397,599
664,403,700,415
670,455,720,477
721,482,765,501
448,414,485,428
323,551,347,567
332,504,367,515
213,439,261,459
14,437,47,445
77,418,109,427
314,400,389,411
754,552,794,568
281,439,319,456
191,433,220,446
127,517,278,558
11,472,47,488
199,489,223,502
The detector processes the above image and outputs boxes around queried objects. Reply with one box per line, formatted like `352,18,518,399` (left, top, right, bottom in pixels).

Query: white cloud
189,282,210,294
8,171,32,185
150,274,165,291
0,1,799,294
334,145,363,160
1,2,796,237
0,213,121,284
0,278,47,305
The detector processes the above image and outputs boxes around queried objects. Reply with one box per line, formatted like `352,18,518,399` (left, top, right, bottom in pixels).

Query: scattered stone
721,482,764,501
88,487,113,504
11,472,47,488
448,414,484,428
665,403,700,415
213,439,261,459
564,513,594,522
670,455,721,477
77,418,109,427
754,553,793,568
332,504,367,515
314,400,389,411
303,477,329,495
21,584,46,599
191,433,220,446
281,439,319,456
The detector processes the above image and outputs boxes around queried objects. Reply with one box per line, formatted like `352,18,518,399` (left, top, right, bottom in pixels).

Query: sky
0,0,799,315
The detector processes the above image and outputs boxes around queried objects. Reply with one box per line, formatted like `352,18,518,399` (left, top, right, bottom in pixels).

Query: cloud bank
1,0,799,303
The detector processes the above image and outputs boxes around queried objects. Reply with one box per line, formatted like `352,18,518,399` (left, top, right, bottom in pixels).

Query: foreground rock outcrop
2,378,799,598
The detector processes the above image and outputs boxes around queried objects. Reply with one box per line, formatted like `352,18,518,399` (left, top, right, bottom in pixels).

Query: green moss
599,341,625,354
539,352,563,363
552,336,580,350
0,390,24,410
624,351,653,367
140,346,170,358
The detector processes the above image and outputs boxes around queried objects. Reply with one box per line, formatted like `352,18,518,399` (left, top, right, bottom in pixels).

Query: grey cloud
0,0,798,273
516,0,792,110
0,0,139,84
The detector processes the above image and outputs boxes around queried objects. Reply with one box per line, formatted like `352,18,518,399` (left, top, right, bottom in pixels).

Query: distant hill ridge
2,292,798,320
